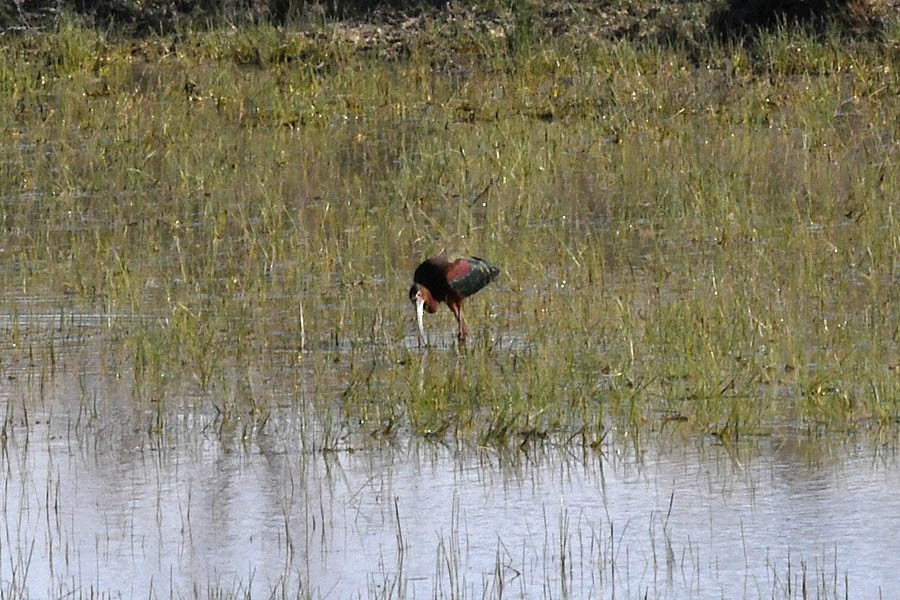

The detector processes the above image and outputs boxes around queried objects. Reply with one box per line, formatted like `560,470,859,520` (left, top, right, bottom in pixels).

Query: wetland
1,3,899,597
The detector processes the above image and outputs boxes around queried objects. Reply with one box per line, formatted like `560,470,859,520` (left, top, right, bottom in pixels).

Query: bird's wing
447,257,499,298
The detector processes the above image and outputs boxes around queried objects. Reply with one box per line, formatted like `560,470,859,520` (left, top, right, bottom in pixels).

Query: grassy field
1,7,899,450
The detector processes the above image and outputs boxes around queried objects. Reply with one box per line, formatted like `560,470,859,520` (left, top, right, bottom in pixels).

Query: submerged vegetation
0,3,899,452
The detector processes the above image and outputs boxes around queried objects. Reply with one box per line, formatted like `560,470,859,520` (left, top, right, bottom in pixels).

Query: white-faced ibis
408,255,500,346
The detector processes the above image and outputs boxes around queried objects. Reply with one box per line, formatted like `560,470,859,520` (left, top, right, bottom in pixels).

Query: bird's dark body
412,256,499,309
409,255,500,344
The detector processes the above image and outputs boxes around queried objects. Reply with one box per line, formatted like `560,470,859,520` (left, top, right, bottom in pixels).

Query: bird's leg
450,303,468,344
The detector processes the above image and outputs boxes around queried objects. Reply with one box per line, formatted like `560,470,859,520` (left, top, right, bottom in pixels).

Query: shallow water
2,360,898,600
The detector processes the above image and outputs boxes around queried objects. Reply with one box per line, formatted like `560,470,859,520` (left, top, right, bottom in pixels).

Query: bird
409,255,500,346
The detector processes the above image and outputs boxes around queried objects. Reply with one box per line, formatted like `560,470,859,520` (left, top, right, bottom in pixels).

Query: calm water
2,349,899,600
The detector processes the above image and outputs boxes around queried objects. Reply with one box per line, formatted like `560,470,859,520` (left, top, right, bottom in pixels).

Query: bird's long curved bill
415,296,428,347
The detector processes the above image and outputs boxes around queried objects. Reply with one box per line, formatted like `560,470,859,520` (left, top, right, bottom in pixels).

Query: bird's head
409,284,434,346
408,284,437,312
408,283,422,305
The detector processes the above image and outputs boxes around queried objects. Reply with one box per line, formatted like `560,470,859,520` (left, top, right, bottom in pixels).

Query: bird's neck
420,289,440,313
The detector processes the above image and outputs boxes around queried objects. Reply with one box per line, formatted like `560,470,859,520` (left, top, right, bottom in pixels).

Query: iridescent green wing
447,257,500,298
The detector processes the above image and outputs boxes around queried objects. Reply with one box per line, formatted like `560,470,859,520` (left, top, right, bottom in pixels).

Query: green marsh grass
0,15,898,449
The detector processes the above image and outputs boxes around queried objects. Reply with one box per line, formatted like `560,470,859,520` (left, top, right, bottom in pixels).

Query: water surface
2,362,897,599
